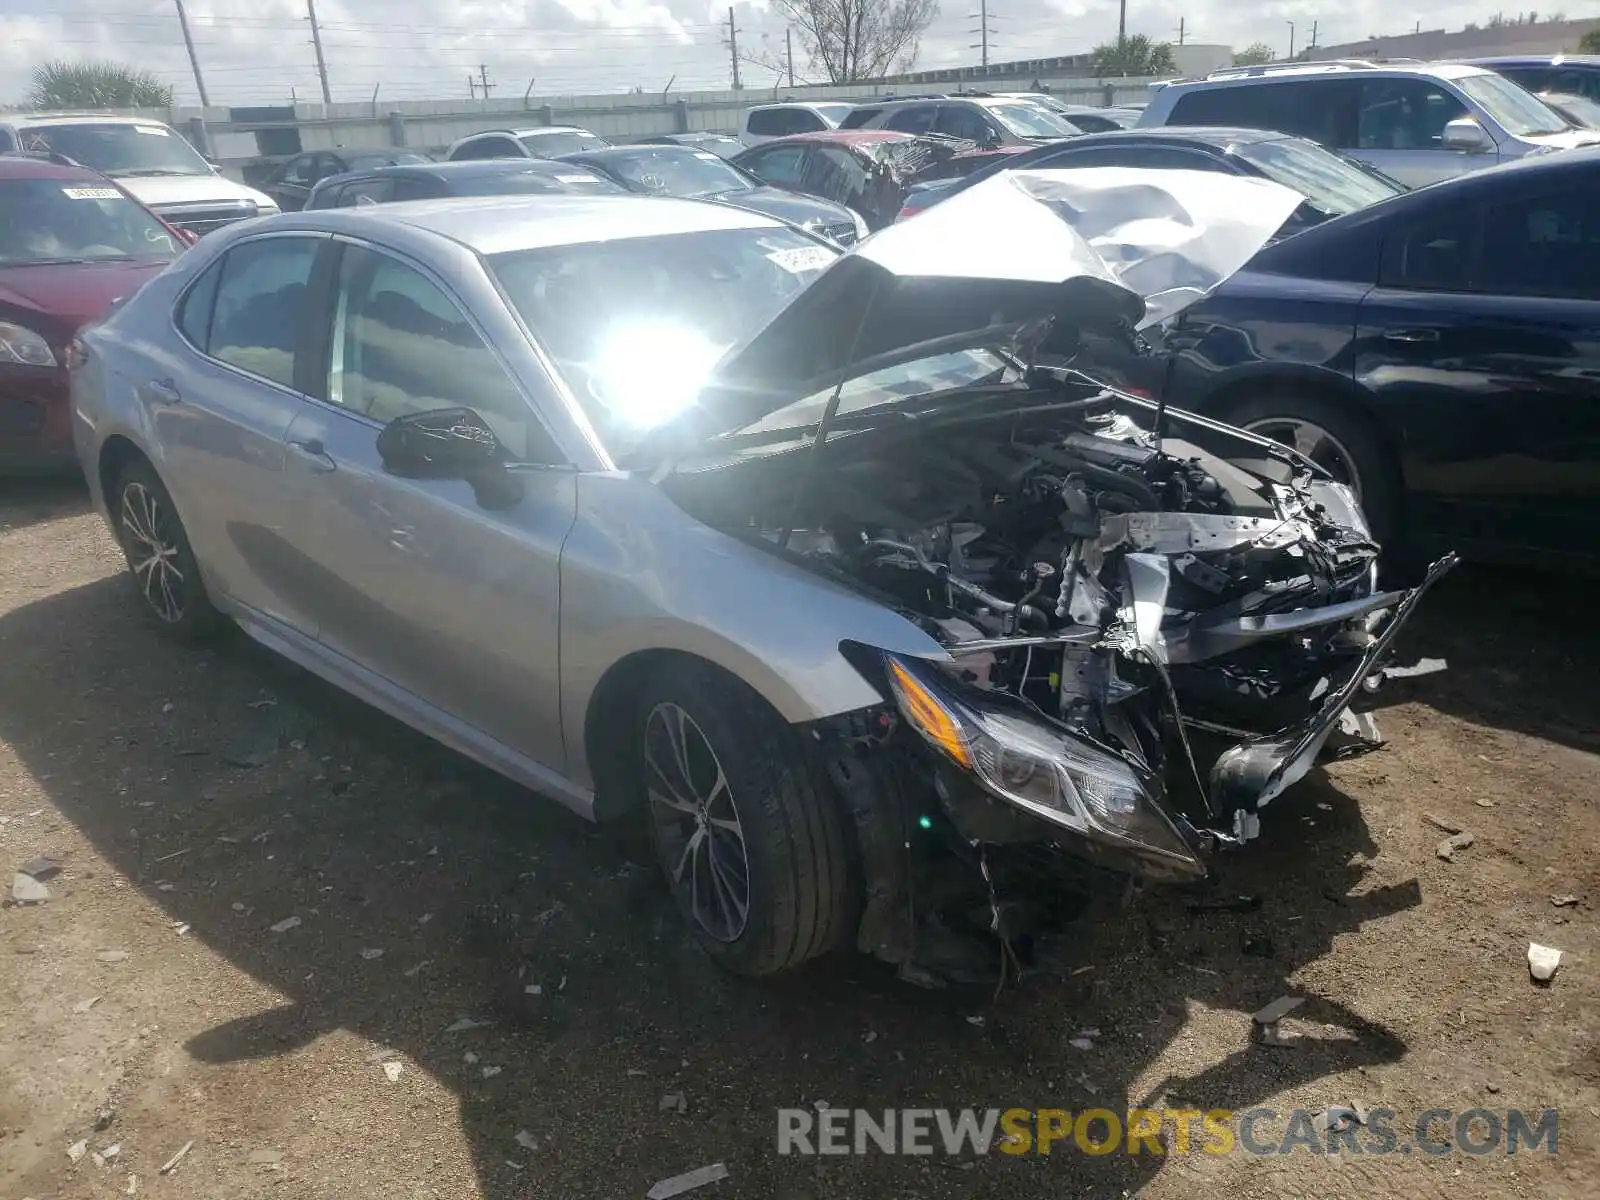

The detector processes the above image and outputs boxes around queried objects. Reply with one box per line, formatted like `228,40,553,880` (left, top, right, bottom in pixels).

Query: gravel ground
1,476,1597,1200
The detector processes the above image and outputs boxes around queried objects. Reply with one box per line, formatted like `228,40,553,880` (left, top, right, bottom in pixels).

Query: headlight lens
885,654,1197,864
0,321,58,368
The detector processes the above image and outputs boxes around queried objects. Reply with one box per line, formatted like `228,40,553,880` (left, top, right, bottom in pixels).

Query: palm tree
27,60,173,110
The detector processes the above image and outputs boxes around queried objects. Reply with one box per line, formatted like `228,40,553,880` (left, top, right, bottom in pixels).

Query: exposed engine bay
664,370,1456,982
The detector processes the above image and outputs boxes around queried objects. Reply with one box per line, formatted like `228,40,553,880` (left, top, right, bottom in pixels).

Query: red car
1,155,185,471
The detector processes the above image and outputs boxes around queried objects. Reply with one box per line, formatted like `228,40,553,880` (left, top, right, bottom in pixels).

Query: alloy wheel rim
1243,417,1363,503
644,702,750,943
120,483,185,623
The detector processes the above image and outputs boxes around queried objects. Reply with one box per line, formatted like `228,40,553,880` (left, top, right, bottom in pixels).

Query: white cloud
0,1,1584,106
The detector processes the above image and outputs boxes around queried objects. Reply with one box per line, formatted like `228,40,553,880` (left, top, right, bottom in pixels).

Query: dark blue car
1117,147,1600,569
1467,55,1600,103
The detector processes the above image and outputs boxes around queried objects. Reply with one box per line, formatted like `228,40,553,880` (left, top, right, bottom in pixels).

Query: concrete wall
1318,16,1599,61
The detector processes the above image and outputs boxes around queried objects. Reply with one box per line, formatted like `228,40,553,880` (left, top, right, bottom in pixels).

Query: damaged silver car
72,171,1453,984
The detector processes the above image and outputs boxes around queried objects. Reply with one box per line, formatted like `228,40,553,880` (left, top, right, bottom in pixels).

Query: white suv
446,126,610,161
0,113,277,235
1137,60,1600,186
740,102,858,146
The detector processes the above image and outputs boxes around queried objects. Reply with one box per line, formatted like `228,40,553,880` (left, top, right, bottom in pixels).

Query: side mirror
377,407,524,508
173,226,200,247
1442,117,1493,154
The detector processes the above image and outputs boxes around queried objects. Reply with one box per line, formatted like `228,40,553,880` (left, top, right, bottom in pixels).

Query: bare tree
771,0,940,83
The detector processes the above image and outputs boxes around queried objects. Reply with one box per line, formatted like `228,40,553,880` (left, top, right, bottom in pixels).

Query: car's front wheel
111,459,221,641
635,664,859,976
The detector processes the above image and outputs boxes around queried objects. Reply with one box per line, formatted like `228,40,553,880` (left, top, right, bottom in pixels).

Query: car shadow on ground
1365,562,1600,756
0,573,1422,1197
0,473,89,535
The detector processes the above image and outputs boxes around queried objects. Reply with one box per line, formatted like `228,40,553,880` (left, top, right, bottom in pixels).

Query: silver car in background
71,182,1450,985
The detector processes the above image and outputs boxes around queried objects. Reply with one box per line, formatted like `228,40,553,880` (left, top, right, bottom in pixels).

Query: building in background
886,44,1231,86
1317,15,1599,61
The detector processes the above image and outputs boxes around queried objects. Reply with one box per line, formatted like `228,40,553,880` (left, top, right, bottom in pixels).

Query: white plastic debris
965,1015,986,1027
74,996,102,1014
125,1174,138,1195
524,984,542,996
268,916,302,933
382,1061,403,1082
99,1143,122,1164
463,1052,480,1064
359,948,384,960
97,950,129,964
68,1139,88,1162
1528,943,1563,983
1384,657,1448,680
173,923,192,936
445,1016,490,1034
158,1140,194,1175
647,1162,730,1198
481,1066,503,1079
660,1092,687,1113
1252,995,1306,1025
514,1130,539,1151
403,960,431,978
12,872,50,904
1069,1036,1095,1051
863,1031,877,1044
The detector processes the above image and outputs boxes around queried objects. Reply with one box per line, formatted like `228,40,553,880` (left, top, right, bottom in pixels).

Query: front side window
1358,79,1467,150
1455,71,1571,136
278,154,317,185
801,146,870,207
16,122,211,178
885,106,937,134
0,178,179,266
208,237,320,388
1478,193,1600,299
327,247,542,457
740,145,809,187
809,104,855,127
935,105,998,144
488,227,836,450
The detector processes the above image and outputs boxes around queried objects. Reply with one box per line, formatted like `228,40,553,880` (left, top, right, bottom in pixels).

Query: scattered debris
1552,894,1580,908
246,1149,283,1168
95,1108,116,1131
626,1068,648,1077
156,882,176,892
862,1031,878,1044
152,847,191,864
463,1052,480,1064
95,1143,122,1166
359,948,384,960
965,1015,985,1028
158,1140,195,1175
403,960,432,978
363,1046,398,1064
74,995,102,1014
1253,995,1305,1025
268,916,302,933
231,902,246,912
481,1065,503,1079
1486,1082,1501,1094
11,872,50,904
382,1061,404,1082
1383,657,1448,680
173,922,191,936
1185,894,1261,914
1528,942,1563,983
1436,831,1475,862
1423,813,1464,835
125,1174,138,1195
514,1130,539,1151
524,983,542,996
646,1162,730,1199
532,902,566,926
813,1100,829,1111
1312,1105,1366,1134
1474,798,1496,808
660,1092,687,1113
68,1139,88,1162
445,1016,491,1034
19,854,61,879
1069,1036,1095,1051
96,950,129,964
418,912,433,925
1069,964,1095,977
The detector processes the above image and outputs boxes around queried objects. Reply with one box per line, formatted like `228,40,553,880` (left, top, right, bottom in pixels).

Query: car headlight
883,655,1198,866
0,321,57,368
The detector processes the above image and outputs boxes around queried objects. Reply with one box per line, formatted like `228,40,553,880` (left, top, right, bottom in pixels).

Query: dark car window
1380,207,1480,292
748,108,822,137
310,153,346,182
1547,67,1600,102
739,144,809,187
1168,80,1357,148
885,105,938,134
1357,79,1466,150
1497,65,1554,93
338,179,394,207
176,258,222,351
1063,112,1122,133
1036,144,1220,170
208,236,320,389
451,136,521,161
935,104,997,144
1478,193,1600,300
801,145,870,207
0,128,15,153
390,176,441,202
326,246,555,458
278,153,317,185
838,107,881,130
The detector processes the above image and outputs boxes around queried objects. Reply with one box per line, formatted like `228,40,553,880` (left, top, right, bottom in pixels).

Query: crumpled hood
690,167,1303,441
114,172,277,212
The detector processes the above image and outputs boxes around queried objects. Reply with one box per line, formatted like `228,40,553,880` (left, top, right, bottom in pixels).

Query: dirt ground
1,475,1597,1200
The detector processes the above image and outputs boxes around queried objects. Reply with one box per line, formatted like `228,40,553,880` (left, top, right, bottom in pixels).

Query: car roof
0,154,112,182
276,193,782,256
758,129,914,145
1465,54,1600,68
330,159,606,181
746,101,852,111
0,112,176,129
460,126,595,140
1059,125,1288,148
1173,60,1492,90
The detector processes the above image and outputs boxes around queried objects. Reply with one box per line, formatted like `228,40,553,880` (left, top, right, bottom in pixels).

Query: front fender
559,472,949,792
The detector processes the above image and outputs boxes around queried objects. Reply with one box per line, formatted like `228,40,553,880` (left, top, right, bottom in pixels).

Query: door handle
144,378,182,405
1383,328,1440,344
288,437,337,473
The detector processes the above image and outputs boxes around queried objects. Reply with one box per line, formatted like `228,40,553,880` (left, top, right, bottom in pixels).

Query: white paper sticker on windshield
766,245,835,274
693,152,723,161
61,187,123,200
133,125,171,136
556,173,601,183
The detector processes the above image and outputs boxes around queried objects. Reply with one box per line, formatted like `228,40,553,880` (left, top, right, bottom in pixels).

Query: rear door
278,240,576,769
1354,185,1600,559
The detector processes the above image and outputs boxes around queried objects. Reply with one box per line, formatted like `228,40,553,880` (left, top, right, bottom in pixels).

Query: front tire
111,459,221,641
635,664,859,976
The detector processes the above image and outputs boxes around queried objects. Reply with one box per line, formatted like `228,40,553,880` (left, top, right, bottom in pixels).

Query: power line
172,0,210,108
970,0,997,69
306,0,332,105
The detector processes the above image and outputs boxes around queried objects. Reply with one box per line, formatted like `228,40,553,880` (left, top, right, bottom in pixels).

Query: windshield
1455,72,1571,136
16,123,211,177
519,131,609,157
811,104,857,126
489,227,836,451
1540,91,1600,129
348,152,431,170
453,168,619,196
987,102,1079,138
1237,137,1402,215
589,148,754,197
0,178,178,266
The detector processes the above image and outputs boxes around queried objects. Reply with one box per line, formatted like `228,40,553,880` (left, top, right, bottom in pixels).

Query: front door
280,240,577,771
1354,187,1600,560
1345,78,1493,187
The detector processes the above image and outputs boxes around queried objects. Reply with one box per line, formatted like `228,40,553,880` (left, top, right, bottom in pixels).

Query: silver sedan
71,182,1447,983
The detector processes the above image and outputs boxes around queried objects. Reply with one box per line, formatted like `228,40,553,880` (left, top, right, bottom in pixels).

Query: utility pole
1287,20,1296,60
477,64,494,99
1175,17,1185,46
1117,0,1126,47
786,27,795,87
306,0,331,104
1310,20,1318,52
970,0,995,70
467,74,477,99
727,7,742,90
173,0,210,108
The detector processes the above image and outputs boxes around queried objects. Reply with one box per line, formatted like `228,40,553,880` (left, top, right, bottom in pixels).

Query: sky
0,1,1591,107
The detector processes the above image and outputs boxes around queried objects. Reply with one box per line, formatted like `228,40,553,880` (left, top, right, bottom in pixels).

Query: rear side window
740,144,809,187
339,179,393,207
207,237,320,388
934,105,996,143
451,136,520,161
176,259,222,350
391,176,439,202
1478,192,1600,300
748,108,821,137
0,128,15,153
1168,80,1357,148
838,107,880,129
885,105,937,134
1546,66,1600,101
